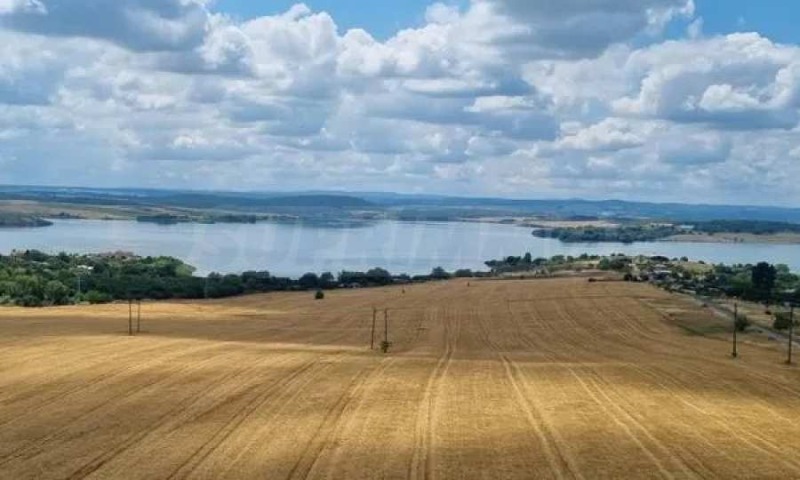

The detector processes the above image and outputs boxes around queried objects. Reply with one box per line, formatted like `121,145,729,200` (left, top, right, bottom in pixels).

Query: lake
2,219,799,276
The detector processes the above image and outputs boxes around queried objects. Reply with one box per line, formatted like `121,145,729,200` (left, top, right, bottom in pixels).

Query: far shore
466,217,800,245
665,232,800,245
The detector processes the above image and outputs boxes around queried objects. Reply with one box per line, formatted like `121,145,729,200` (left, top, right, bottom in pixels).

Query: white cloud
0,0,211,51
0,0,45,14
0,1,798,205
611,33,800,129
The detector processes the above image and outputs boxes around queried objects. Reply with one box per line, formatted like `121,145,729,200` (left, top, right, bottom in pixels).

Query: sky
0,1,799,205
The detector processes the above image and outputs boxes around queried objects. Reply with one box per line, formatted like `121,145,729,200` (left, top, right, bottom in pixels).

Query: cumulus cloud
0,0,45,14
0,0,210,51
612,33,800,129
0,1,799,205
477,0,694,58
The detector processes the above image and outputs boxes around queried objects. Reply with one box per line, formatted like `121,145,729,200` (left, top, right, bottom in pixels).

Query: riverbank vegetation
532,220,800,244
484,252,800,305
0,251,462,307
532,225,676,243
1,249,798,308
0,213,52,228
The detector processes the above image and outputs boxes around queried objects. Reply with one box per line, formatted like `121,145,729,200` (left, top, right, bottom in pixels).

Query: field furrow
1,278,799,479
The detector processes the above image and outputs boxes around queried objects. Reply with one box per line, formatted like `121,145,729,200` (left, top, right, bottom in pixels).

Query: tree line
531,219,800,244
0,250,465,307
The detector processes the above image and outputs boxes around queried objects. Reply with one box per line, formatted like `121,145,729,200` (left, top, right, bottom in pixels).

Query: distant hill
0,187,374,211
359,194,800,224
1,185,800,224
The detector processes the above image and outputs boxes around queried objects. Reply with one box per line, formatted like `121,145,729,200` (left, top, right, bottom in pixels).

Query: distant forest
0,250,467,307
533,220,800,243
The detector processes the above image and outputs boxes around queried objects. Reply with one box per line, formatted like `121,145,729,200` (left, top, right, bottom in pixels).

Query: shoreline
664,232,800,245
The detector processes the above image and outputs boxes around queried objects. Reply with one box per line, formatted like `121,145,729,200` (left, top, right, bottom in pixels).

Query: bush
17,295,43,308
773,312,796,330
85,290,113,305
735,314,750,332
315,290,325,300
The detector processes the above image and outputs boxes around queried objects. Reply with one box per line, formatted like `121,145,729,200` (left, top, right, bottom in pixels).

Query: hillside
1,278,799,478
3,186,800,224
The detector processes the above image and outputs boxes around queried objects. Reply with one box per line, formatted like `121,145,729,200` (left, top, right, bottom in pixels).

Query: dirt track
1,278,799,479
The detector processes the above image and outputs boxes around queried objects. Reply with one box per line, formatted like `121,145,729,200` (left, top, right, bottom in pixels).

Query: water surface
2,220,798,276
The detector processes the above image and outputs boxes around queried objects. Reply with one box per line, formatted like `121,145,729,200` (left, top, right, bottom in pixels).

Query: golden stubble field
1,278,799,479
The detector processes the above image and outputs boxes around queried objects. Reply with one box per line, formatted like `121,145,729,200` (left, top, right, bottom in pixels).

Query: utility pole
384,309,389,346
128,299,133,336
732,300,738,358
379,308,390,353
137,300,142,334
370,307,377,350
787,304,795,365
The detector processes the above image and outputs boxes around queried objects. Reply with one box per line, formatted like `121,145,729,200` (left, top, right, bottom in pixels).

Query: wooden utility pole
384,309,389,345
136,300,142,334
128,299,133,336
788,304,795,365
732,301,738,358
370,307,377,350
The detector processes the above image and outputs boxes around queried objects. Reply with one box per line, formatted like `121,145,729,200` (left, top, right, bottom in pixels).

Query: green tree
44,280,70,305
299,273,320,290
751,262,777,301
431,267,450,279
366,268,392,285
85,290,113,304
320,272,335,288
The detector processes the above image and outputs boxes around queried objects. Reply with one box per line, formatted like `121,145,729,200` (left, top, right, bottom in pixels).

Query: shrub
735,314,750,332
17,295,43,308
315,290,325,300
773,312,796,330
85,290,113,305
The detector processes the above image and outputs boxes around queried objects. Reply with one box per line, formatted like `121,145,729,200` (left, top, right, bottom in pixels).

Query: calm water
2,220,799,276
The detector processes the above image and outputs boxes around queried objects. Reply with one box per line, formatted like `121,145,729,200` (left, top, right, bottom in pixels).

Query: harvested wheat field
1,278,799,479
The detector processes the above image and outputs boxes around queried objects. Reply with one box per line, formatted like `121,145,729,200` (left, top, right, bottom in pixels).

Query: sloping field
1,278,799,479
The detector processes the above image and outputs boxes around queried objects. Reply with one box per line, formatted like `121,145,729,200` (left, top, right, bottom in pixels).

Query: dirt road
1,279,798,479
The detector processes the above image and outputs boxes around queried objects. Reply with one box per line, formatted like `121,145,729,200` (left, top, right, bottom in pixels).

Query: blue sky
215,0,465,38
696,0,800,44
215,0,800,44
1,1,799,205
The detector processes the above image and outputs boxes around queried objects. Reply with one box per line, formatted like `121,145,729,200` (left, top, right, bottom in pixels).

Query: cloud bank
0,0,798,205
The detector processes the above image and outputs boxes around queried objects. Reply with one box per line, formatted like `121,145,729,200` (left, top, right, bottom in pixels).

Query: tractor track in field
167,356,327,480
523,299,699,479
286,356,399,480
500,354,584,480
3,279,800,479
0,341,223,429
408,308,459,480
0,345,246,470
